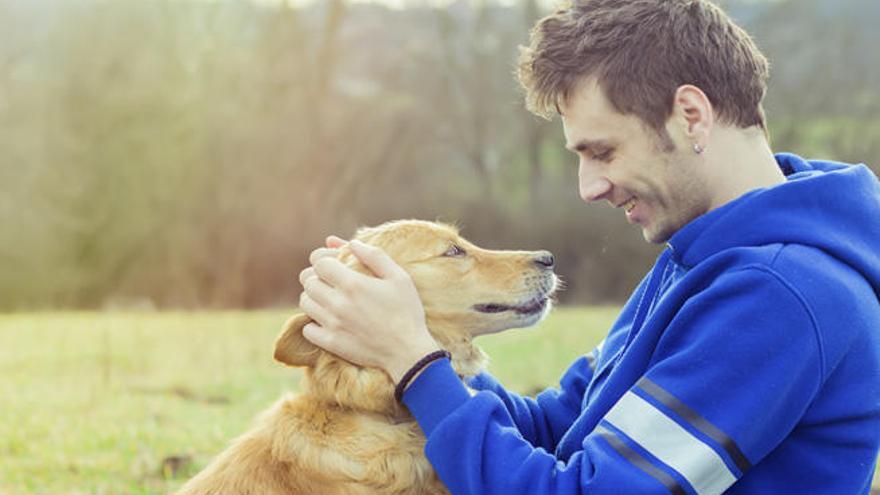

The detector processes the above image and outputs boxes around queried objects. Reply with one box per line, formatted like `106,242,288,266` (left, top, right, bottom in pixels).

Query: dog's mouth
473,296,549,316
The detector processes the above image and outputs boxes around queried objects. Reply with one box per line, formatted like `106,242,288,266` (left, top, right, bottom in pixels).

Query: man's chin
642,222,675,244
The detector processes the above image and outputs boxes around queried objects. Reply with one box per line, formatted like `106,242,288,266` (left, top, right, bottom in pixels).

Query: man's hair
518,0,770,134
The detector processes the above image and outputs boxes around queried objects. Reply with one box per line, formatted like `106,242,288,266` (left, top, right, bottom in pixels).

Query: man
297,0,880,493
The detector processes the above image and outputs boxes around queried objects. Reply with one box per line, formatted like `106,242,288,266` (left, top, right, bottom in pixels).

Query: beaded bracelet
394,350,452,403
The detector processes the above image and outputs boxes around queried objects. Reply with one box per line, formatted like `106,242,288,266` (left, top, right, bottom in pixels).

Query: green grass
0,308,613,494
1,309,877,494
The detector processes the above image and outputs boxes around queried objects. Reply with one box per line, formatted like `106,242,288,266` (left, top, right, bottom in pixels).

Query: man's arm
298,242,823,493
403,267,823,494
465,352,596,451
464,276,647,452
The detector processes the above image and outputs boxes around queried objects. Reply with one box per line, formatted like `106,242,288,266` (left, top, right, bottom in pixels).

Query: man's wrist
392,349,450,402
388,341,444,385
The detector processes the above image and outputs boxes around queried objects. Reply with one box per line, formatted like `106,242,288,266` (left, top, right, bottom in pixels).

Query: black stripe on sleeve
636,376,752,474
596,425,687,495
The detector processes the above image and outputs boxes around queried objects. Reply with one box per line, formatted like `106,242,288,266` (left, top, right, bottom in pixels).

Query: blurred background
1,0,879,311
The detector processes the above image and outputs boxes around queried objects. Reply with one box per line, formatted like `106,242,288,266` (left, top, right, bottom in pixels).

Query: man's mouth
473,296,549,316
622,197,637,214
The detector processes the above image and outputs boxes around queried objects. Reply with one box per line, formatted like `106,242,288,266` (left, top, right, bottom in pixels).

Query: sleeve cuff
401,358,472,436
466,371,501,390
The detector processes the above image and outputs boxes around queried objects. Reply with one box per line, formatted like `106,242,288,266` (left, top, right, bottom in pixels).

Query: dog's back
174,398,300,495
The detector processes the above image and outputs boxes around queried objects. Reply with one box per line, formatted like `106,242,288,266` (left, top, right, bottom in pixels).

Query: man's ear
274,313,321,367
672,84,713,140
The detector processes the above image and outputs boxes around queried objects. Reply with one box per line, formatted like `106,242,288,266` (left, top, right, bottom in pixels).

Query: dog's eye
443,244,466,257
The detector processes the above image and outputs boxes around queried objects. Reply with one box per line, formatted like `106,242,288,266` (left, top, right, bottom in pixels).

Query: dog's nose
532,251,555,270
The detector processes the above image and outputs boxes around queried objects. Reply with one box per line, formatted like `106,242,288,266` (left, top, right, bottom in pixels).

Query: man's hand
298,236,442,383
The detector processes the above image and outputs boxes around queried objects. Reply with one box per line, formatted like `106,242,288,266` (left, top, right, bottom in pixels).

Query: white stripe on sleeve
604,391,737,495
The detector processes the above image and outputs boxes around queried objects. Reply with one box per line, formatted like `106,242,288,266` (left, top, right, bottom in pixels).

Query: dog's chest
281,398,449,494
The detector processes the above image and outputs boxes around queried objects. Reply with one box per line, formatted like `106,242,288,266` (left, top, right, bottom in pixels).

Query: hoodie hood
668,153,880,298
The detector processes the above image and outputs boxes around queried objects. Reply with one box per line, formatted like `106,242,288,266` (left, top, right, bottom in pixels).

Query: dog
175,219,558,494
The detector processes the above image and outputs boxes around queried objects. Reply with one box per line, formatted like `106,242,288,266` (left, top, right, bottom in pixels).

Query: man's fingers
298,292,335,328
326,235,348,249
313,257,362,290
302,274,336,309
349,240,403,279
302,321,346,359
298,267,315,287
309,247,342,266
302,322,331,349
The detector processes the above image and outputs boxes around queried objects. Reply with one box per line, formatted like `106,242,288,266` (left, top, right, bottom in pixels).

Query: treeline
1,0,878,310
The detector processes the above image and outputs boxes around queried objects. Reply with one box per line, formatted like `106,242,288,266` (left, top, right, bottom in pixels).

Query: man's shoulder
693,242,878,346
768,243,875,305
765,243,879,373
702,242,873,305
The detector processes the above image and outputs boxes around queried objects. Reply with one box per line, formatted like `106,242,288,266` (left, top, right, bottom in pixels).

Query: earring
693,143,704,155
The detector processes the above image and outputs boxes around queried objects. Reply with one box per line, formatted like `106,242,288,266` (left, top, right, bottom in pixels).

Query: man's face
561,80,711,244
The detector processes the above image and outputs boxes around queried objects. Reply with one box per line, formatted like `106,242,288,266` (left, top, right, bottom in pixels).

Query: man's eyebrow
565,138,616,154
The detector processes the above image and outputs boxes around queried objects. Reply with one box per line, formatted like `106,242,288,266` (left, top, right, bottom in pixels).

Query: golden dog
176,219,557,495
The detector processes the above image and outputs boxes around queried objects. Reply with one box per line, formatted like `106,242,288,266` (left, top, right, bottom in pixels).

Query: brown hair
518,0,769,134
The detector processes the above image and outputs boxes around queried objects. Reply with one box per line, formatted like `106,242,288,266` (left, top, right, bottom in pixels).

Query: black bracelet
394,350,451,403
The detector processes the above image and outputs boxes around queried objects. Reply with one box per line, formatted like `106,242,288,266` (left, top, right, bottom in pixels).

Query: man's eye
593,151,613,162
443,245,466,257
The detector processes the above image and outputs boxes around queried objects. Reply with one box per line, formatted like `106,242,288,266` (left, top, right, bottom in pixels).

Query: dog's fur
176,220,557,495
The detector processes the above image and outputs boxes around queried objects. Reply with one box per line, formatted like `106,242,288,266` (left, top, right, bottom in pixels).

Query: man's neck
704,126,786,210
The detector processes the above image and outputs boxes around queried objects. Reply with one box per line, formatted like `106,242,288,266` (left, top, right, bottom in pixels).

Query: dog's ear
274,313,321,367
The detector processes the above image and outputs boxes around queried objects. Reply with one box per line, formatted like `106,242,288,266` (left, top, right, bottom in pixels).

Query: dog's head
274,220,557,414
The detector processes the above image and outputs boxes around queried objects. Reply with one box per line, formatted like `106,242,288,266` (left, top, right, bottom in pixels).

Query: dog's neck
299,326,487,419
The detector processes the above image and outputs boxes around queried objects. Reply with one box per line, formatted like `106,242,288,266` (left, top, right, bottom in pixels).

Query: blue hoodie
403,153,880,495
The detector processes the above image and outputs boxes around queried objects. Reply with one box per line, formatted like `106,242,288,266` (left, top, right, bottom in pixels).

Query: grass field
0,308,614,494
1,309,877,494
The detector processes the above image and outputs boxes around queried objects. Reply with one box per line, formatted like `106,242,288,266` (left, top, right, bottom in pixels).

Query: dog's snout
532,251,555,270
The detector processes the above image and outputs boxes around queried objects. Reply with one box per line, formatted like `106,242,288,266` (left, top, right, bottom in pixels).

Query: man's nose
579,177,613,202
